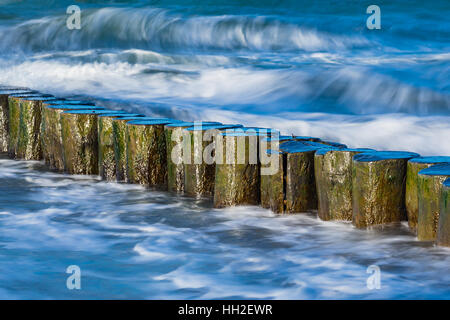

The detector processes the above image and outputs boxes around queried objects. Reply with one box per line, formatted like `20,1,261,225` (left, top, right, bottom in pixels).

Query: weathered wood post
165,121,221,193
111,116,153,182
406,157,450,232
417,163,450,241
352,151,420,228
315,148,374,221
126,118,182,188
60,110,111,175
41,104,104,171
7,93,54,159
260,141,329,213
437,178,450,247
97,112,139,181
214,128,278,208
183,124,243,198
0,89,36,152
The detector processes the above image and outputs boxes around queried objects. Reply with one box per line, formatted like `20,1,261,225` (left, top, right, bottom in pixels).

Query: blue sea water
0,0,449,299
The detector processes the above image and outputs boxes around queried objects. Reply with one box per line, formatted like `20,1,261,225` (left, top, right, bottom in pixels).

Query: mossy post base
112,119,130,182
214,135,260,208
61,113,99,175
16,100,43,160
417,175,448,241
99,116,118,181
166,126,189,193
315,150,367,221
0,95,9,152
126,123,167,188
41,107,66,171
437,181,450,247
7,97,21,158
260,152,284,213
352,152,419,228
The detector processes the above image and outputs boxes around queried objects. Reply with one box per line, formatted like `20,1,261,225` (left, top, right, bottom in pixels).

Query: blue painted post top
220,127,279,137
408,157,450,165
279,140,331,154
46,105,104,110
353,151,421,162
62,110,128,115
165,121,222,128
100,113,144,118
127,118,183,126
418,163,450,176
315,147,375,156
44,99,93,106
184,124,243,131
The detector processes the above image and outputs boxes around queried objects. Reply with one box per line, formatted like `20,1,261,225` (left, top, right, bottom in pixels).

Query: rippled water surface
0,0,449,299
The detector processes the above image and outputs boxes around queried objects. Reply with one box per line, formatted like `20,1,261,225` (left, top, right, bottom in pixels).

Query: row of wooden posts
0,86,449,248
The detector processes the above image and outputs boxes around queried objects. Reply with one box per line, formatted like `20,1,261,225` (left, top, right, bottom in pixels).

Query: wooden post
183,124,243,197
352,151,420,228
7,93,54,159
437,178,450,247
60,110,111,175
165,121,221,193
315,148,374,221
126,119,182,188
111,116,153,182
406,157,450,232
0,89,35,153
417,163,450,241
260,141,329,213
42,104,104,171
214,129,270,207
98,112,143,181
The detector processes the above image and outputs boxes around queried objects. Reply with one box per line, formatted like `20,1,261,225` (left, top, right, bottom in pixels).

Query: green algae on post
315,148,374,221
7,94,54,159
126,119,181,188
98,112,140,181
214,129,269,208
0,89,35,153
165,121,221,193
184,124,243,197
406,157,450,232
417,163,450,241
41,104,103,171
352,151,420,228
437,178,450,247
261,141,329,213
60,110,102,175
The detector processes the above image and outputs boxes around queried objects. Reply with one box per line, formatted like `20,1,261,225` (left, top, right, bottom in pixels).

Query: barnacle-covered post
7,93,53,159
437,178,450,247
352,151,420,228
260,141,329,213
314,148,374,221
126,118,182,188
417,163,450,241
183,124,243,198
214,128,278,208
165,121,221,193
97,111,137,181
405,157,450,232
0,89,35,152
41,104,104,171
60,110,109,175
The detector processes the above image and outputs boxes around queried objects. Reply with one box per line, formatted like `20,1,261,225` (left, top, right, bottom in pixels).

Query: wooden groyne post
417,163,450,241
314,148,373,221
214,128,278,208
183,124,243,198
165,121,221,193
406,157,450,233
438,178,450,247
352,151,420,228
126,118,182,188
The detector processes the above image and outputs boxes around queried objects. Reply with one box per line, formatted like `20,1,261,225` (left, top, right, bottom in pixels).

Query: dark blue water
0,1,449,299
